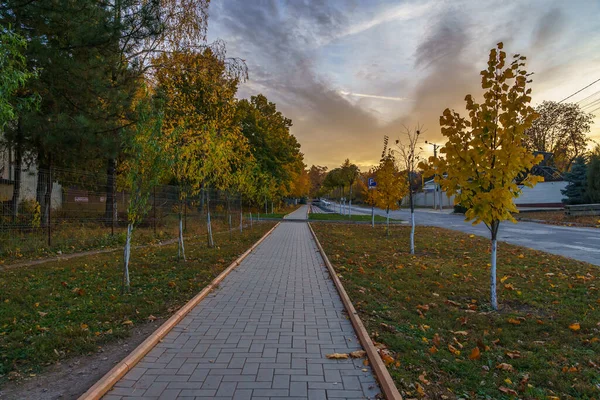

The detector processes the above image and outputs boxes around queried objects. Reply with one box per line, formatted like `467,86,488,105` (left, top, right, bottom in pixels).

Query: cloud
339,91,408,102
208,0,600,169
532,8,565,49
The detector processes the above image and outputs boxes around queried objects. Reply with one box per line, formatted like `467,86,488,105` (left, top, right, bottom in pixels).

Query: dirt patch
0,318,164,400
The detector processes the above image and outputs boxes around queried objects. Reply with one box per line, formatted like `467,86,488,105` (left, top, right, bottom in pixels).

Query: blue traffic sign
368,178,377,188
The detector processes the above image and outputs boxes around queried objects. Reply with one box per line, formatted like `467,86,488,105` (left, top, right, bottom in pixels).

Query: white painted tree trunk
178,215,186,261
207,211,214,247
371,206,375,228
410,211,415,254
122,223,132,293
386,209,390,236
491,239,498,310
249,212,253,228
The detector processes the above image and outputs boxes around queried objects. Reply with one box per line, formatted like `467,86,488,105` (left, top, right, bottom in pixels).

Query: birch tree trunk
490,221,500,310
122,223,133,293
386,208,390,236
371,205,375,228
410,211,415,254
491,238,498,310
178,212,186,261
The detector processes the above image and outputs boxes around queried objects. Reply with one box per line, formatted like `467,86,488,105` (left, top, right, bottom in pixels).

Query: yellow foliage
426,43,543,234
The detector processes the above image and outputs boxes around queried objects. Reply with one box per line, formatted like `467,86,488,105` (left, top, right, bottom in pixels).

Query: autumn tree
373,154,406,235
340,159,360,216
155,46,250,252
394,127,423,253
429,43,543,310
524,101,593,171
236,94,304,206
308,165,328,198
120,88,167,293
362,169,378,227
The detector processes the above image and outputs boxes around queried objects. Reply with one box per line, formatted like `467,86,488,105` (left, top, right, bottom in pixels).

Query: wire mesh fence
0,166,271,262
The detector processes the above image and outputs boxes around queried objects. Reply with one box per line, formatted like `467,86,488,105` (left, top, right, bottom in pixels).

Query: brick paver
104,206,380,399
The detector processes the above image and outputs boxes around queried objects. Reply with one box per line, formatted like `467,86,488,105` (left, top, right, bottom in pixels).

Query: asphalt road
328,202,600,266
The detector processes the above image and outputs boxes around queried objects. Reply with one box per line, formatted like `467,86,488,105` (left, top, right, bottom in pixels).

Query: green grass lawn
0,214,238,265
309,213,398,222
312,223,599,400
0,222,275,381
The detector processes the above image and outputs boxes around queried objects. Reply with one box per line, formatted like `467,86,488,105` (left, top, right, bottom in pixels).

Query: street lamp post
425,141,443,211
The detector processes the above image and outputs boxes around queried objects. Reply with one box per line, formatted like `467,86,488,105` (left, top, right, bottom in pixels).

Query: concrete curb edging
78,222,281,400
307,222,402,400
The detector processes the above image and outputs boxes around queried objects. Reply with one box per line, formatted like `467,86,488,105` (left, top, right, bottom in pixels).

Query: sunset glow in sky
208,0,600,170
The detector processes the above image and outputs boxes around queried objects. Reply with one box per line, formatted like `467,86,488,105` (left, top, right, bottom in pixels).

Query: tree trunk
44,167,52,244
349,185,352,219
491,238,498,310
105,158,117,228
239,195,243,233
409,190,415,254
122,223,132,294
178,208,186,260
490,221,500,310
371,205,375,228
36,155,52,228
410,211,415,254
206,193,214,248
386,208,390,236
11,118,23,221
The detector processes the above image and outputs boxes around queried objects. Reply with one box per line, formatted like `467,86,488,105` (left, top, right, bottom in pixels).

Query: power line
576,89,600,105
559,77,600,103
581,97,600,110
589,104,600,115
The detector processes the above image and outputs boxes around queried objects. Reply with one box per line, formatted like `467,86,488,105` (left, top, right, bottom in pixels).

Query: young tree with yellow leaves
394,127,423,254
428,43,543,310
373,154,407,235
120,88,168,293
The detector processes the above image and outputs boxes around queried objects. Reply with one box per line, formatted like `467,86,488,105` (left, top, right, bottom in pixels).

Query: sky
207,0,600,170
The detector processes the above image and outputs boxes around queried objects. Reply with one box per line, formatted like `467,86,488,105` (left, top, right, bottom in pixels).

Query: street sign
368,178,377,188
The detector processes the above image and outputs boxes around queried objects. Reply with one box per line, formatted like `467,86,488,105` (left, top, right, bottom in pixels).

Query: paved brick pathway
103,213,380,399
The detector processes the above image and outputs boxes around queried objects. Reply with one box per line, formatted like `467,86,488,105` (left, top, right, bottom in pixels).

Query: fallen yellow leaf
326,353,349,359
468,347,481,360
569,323,581,331
349,350,366,358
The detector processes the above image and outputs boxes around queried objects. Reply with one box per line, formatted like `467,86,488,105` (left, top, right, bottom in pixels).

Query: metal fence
0,166,267,261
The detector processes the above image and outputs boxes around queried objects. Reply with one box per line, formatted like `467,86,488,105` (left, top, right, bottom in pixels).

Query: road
327,202,600,266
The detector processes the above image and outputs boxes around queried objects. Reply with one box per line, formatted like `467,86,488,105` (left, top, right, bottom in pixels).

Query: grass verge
0,214,240,265
309,213,399,222
517,210,600,228
0,222,276,382
312,223,599,399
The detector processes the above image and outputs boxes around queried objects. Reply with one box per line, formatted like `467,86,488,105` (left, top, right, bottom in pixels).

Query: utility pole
425,141,443,211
